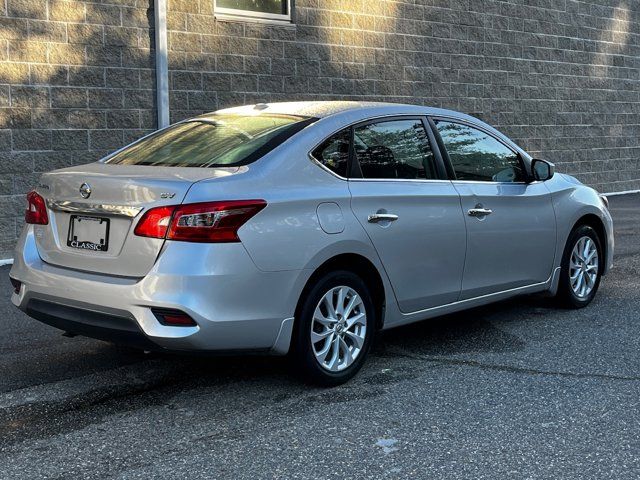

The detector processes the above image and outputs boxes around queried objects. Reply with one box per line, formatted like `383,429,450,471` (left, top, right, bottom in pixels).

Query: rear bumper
25,298,159,350
10,227,306,354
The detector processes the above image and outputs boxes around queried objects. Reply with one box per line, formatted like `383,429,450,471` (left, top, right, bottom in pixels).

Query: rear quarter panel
183,115,384,274
182,107,426,323
182,122,398,323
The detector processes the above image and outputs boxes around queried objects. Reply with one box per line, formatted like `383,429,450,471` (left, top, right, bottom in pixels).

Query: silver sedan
10,102,614,385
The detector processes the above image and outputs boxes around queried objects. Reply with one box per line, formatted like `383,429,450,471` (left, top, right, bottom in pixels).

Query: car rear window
105,114,314,167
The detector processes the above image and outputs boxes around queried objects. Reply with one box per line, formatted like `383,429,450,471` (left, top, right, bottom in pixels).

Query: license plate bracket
67,215,110,252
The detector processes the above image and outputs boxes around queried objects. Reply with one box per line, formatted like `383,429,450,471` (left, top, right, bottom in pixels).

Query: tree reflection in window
354,119,437,180
435,121,525,183
106,114,307,167
311,128,350,177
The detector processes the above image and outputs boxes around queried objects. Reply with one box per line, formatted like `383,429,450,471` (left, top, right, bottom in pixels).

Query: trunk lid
34,162,241,277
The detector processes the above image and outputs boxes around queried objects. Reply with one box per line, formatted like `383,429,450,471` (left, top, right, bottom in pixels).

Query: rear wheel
291,270,375,386
557,225,602,308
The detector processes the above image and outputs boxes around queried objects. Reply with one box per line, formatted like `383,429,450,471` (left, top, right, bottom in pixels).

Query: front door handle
468,208,493,217
368,213,399,223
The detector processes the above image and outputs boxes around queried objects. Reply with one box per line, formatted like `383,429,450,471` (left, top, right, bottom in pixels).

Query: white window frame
214,0,292,23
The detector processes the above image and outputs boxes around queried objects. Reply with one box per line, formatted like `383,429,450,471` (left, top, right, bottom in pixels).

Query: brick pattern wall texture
0,0,156,256
1,0,640,258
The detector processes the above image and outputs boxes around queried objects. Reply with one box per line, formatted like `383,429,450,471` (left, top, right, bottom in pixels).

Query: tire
557,224,603,309
291,270,376,386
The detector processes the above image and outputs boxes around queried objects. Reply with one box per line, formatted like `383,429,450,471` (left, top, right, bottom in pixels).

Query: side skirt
383,267,561,330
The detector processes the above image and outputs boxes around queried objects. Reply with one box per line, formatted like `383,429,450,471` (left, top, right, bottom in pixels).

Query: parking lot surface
0,194,638,479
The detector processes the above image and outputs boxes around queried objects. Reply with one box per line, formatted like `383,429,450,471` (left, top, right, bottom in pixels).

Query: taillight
25,191,48,225
134,200,266,243
133,206,175,239
168,200,266,242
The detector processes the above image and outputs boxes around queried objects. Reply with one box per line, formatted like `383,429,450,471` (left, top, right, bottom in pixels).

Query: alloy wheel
569,235,599,298
310,286,367,372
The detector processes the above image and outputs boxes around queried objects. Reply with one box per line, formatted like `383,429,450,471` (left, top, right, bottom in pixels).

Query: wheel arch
571,213,608,271
294,253,387,331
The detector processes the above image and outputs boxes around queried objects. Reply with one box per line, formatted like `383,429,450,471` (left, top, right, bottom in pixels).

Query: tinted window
354,119,437,180
435,120,525,182
311,128,350,177
106,114,310,168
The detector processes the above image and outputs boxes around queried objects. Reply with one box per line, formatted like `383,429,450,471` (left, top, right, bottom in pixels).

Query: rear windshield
105,114,314,167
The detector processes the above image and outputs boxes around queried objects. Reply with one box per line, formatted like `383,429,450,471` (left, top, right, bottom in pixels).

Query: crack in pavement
387,347,640,383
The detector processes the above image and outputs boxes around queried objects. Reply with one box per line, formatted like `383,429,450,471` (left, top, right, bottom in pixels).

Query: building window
214,0,292,23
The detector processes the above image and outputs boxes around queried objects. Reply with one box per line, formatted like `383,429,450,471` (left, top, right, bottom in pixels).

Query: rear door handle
368,213,399,223
468,208,493,217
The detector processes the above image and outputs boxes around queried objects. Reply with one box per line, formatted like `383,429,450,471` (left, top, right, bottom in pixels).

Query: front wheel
291,271,375,386
557,225,603,308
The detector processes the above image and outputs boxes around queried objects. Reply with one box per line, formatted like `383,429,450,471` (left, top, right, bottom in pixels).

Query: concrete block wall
0,0,156,256
1,0,639,258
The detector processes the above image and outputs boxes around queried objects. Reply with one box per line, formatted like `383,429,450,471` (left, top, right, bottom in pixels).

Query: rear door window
106,114,313,167
353,119,438,180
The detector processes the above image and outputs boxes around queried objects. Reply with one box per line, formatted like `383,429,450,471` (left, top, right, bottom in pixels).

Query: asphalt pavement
0,194,639,479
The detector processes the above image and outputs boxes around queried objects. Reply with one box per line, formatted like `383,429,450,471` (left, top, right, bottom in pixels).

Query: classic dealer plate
67,215,110,252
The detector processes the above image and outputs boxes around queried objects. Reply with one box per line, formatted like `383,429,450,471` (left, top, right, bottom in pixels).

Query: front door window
435,120,525,183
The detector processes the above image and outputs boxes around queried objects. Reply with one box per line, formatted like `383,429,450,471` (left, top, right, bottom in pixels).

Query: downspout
154,0,170,128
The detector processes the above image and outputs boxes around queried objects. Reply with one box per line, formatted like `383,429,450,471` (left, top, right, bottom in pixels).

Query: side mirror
531,158,555,181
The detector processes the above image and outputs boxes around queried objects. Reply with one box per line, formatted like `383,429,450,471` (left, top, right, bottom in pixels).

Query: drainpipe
154,0,170,129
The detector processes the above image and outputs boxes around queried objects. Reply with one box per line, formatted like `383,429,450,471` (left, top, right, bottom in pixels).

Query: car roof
208,101,528,159
213,101,470,121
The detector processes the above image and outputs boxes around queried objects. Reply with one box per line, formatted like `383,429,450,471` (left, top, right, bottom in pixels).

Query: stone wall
0,0,155,255
1,0,639,258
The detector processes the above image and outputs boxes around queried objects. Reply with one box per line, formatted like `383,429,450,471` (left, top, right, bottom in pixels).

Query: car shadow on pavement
138,292,551,387
118,292,552,377
0,292,561,447
373,295,550,358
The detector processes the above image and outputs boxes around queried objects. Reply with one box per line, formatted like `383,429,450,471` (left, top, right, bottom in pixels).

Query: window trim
214,0,292,23
428,115,532,184
308,114,449,182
